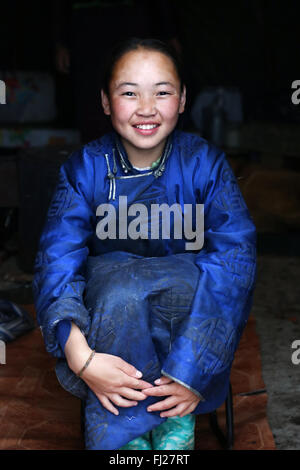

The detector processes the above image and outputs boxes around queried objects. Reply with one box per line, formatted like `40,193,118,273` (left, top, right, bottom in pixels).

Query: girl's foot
119,431,152,450
152,415,195,450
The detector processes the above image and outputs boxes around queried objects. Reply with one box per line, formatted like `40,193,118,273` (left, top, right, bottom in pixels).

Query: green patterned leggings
120,415,195,450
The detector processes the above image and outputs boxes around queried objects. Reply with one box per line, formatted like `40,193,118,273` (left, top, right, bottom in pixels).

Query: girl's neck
121,138,166,169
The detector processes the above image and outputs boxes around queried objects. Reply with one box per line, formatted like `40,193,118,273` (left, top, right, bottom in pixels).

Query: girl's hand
142,376,201,418
64,322,153,415
80,352,153,416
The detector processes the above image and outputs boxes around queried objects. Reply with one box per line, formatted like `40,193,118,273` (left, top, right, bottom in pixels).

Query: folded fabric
0,299,35,342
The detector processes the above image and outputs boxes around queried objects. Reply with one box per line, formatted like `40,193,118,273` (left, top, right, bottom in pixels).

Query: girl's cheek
160,98,182,116
112,99,132,117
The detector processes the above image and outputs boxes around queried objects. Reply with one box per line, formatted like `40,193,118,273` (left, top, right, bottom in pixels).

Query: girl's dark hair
101,37,185,95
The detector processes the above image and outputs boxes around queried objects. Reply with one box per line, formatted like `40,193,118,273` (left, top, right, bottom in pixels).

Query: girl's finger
154,376,173,385
160,403,186,418
117,358,144,379
142,383,175,396
179,400,200,417
97,394,119,416
147,396,178,412
109,393,138,408
120,372,153,390
137,379,154,389
179,405,195,418
118,387,147,401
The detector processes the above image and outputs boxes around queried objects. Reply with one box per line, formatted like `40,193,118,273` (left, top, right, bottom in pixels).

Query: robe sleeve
161,145,257,412
33,150,95,358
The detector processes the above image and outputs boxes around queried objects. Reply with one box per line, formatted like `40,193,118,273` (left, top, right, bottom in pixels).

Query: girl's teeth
136,124,158,130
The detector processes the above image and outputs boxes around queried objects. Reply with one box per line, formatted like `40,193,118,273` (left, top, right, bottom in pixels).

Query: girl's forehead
110,49,179,83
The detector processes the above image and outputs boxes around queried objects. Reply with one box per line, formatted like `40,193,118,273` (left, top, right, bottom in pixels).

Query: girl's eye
157,91,171,96
122,91,135,97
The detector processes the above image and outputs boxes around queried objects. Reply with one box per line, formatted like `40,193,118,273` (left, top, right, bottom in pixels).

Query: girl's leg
119,431,152,450
147,255,198,451
82,252,199,450
152,415,195,451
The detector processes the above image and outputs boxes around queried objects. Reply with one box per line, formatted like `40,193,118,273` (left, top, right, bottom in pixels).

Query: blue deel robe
33,130,257,449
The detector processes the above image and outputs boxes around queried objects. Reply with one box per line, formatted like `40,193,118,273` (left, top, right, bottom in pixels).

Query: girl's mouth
133,123,160,135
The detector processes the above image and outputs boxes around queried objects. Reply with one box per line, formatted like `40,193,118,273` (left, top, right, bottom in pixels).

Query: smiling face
101,47,186,166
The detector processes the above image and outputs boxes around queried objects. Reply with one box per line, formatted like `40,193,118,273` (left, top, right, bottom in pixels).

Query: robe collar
113,131,173,178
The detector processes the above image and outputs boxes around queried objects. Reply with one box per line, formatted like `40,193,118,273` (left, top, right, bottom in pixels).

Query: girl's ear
101,89,111,115
179,85,186,114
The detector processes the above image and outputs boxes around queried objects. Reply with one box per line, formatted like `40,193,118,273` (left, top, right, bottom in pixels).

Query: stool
209,383,234,449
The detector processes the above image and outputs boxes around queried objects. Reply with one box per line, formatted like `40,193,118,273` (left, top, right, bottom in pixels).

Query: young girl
33,38,256,451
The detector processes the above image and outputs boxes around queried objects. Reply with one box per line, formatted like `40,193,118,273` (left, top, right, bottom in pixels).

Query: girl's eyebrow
116,81,176,89
116,82,137,89
155,81,175,87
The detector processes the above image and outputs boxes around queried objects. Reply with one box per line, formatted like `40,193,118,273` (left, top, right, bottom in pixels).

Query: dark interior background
1,2,299,453
1,0,300,277
1,0,300,124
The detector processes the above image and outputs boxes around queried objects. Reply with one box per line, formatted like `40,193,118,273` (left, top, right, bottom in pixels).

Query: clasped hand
80,352,152,416
80,352,200,418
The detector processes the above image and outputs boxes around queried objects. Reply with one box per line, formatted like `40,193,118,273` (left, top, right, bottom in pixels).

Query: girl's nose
137,96,157,116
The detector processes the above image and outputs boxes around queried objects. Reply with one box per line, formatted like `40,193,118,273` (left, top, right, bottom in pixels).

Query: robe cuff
161,369,205,401
56,319,72,352
39,297,91,358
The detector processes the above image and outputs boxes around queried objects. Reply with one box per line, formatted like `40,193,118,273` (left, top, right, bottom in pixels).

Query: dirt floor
253,253,300,450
